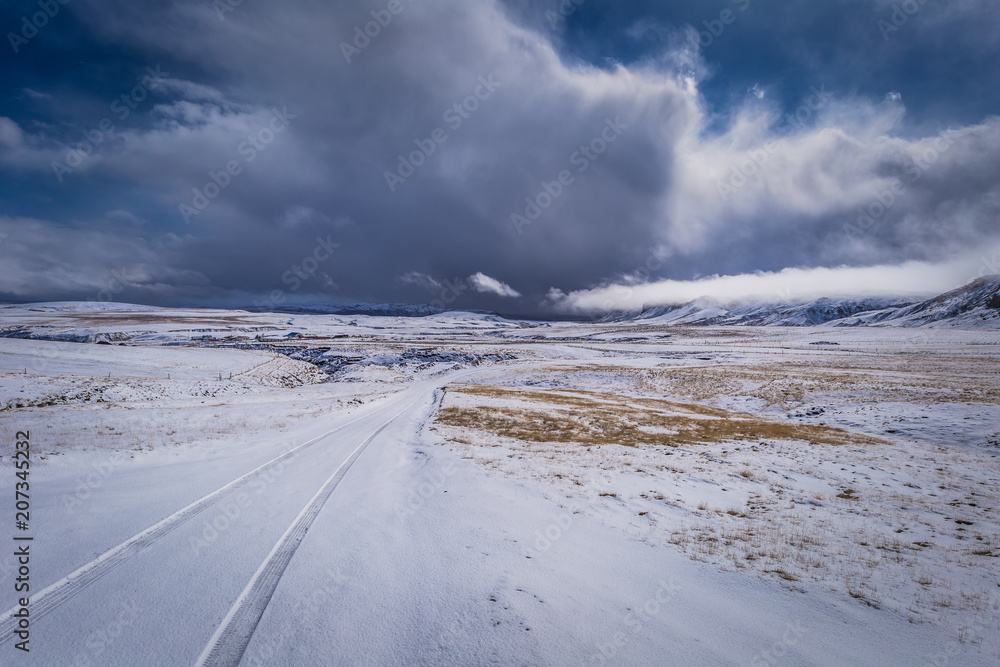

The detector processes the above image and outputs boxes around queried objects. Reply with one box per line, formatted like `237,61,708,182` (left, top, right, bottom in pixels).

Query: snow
602,276,1000,329
0,303,998,664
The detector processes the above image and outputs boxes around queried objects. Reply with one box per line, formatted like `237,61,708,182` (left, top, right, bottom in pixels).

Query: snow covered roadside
427,342,1000,662
246,390,997,665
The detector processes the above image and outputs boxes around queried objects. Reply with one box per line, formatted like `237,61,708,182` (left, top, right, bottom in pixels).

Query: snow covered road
0,375,457,665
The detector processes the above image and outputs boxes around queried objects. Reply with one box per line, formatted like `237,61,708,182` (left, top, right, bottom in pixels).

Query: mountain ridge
603,276,1000,328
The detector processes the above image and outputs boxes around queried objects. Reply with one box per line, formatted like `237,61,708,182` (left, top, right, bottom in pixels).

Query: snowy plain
0,303,997,665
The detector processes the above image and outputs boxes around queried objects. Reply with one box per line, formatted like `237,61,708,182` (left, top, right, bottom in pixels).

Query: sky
0,0,998,316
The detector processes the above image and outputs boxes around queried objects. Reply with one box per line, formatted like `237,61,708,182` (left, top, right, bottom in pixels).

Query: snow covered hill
604,276,1000,329
604,296,911,327
256,302,446,317
831,275,1000,328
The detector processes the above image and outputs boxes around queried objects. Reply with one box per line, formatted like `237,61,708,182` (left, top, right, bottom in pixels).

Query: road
0,374,453,666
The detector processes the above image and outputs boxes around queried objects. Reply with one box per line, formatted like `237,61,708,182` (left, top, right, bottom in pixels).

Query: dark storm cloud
0,0,998,314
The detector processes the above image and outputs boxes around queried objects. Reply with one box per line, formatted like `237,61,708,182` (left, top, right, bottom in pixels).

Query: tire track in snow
0,392,411,642
194,397,422,667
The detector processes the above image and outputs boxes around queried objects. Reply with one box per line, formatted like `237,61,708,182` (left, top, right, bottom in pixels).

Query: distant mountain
256,302,446,317
604,276,1000,329
831,276,1000,328
0,301,165,313
603,296,912,327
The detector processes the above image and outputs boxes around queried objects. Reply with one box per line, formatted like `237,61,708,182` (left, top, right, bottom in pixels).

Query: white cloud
279,205,331,229
549,253,998,313
468,272,521,298
0,117,24,147
155,78,226,103
397,271,441,292
22,88,51,100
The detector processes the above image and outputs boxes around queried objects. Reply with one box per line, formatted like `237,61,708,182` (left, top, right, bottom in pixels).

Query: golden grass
437,384,885,448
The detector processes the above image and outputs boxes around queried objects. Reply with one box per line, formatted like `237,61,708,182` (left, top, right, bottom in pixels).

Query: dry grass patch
438,384,885,448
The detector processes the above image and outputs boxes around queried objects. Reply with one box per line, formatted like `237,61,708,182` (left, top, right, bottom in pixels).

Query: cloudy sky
1,0,998,316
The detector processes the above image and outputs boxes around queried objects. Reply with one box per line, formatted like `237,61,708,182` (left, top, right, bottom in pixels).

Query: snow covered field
0,304,998,665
